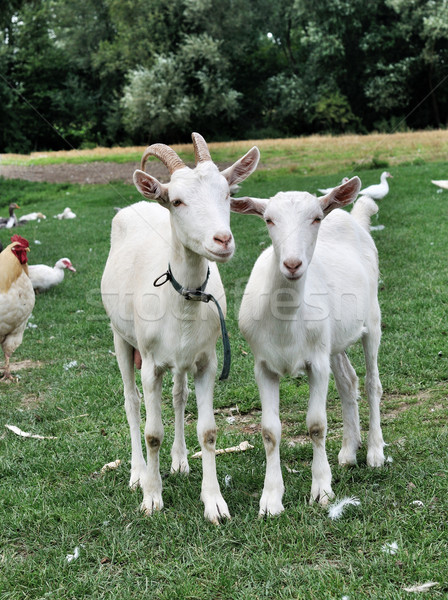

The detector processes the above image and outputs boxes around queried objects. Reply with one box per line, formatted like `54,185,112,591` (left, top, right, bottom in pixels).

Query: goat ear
230,196,267,216
319,176,361,215
133,170,169,204
221,147,260,187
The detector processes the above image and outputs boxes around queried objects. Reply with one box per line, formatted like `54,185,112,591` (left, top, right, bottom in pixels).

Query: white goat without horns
231,179,385,516
101,133,260,523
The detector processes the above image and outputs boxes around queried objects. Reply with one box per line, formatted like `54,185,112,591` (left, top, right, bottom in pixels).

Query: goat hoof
338,452,358,467
367,450,385,468
310,486,334,506
170,458,190,475
203,496,231,524
259,492,284,517
141,495,163,515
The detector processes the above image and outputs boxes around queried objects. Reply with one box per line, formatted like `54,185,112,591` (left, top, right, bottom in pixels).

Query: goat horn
140,144,185,174
192,132,212,164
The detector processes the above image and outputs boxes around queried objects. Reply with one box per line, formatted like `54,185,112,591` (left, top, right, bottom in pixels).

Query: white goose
359,171,393,200
431,180,448,190
28,258,76,292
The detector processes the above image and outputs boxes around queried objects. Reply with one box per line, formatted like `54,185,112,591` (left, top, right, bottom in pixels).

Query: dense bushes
1,0,447,151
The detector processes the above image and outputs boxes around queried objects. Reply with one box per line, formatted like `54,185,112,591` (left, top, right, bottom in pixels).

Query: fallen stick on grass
5,424,57,440
191,440,253,459
54,413,89,423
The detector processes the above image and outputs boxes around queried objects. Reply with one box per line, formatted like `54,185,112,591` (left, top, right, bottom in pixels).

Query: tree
385,0,448,128
1,0,447,151
0,1,71,151
260,0,371,134
122,34,241,143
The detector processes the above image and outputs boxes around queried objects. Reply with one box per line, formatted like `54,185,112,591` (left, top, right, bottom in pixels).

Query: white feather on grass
382,541,399,555
66,546,80,563
403,582,438,593
328,497,361,520
5,424,57,440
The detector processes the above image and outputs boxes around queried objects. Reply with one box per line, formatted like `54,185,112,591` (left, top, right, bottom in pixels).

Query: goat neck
168,224,210,291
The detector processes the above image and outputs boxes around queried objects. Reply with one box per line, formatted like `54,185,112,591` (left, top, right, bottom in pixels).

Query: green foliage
1,0,448,149
313,92,363,133
364,58,416,112
122,61,191,141
121,34,241,142
263,73,312,134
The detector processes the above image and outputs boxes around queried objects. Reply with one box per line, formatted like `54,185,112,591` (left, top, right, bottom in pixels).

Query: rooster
0,235,35,381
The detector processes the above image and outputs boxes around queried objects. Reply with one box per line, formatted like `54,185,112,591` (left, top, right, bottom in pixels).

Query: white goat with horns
231,179,385,516
101,133,260,523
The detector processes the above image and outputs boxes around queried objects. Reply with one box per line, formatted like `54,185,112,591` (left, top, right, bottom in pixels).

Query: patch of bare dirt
382,388,445,419
287,435,310,446
9,359,44,372
20,395,42,410
1,360,44,381
0,161,235,185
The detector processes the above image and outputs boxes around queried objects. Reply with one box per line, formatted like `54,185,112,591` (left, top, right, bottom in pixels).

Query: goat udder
134,348,142,370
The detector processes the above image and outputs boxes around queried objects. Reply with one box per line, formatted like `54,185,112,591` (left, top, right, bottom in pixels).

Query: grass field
0,136,447,599
2,129,448,176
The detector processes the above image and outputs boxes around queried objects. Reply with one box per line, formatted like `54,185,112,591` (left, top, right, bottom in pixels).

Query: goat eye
172,199,183,207
265,218,274,226
313,217,322,224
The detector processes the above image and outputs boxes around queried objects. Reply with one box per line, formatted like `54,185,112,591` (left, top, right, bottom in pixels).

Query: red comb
10,234,30,248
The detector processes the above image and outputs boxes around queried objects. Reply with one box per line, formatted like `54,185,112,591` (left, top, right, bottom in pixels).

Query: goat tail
350,195,379,232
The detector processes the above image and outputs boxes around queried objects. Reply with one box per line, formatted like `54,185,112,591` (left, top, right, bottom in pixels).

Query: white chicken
54,207,76,220
359,171,393,200
28,258,76,292
0,235,35,381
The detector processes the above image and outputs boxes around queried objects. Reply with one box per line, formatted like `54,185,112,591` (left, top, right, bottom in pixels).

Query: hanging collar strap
153,264,231,380
154,264,211,301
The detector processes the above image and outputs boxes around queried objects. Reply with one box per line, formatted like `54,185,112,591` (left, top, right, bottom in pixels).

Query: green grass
2,129,448,176
0,159,447,599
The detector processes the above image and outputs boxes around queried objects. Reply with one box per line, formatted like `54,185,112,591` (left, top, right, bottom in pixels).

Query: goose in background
431,180,448,190
0,203,20,229
359,171,393,200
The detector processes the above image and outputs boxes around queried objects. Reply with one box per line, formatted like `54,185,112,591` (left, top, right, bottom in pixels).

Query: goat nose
213,232,233,248
283,259,302,273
